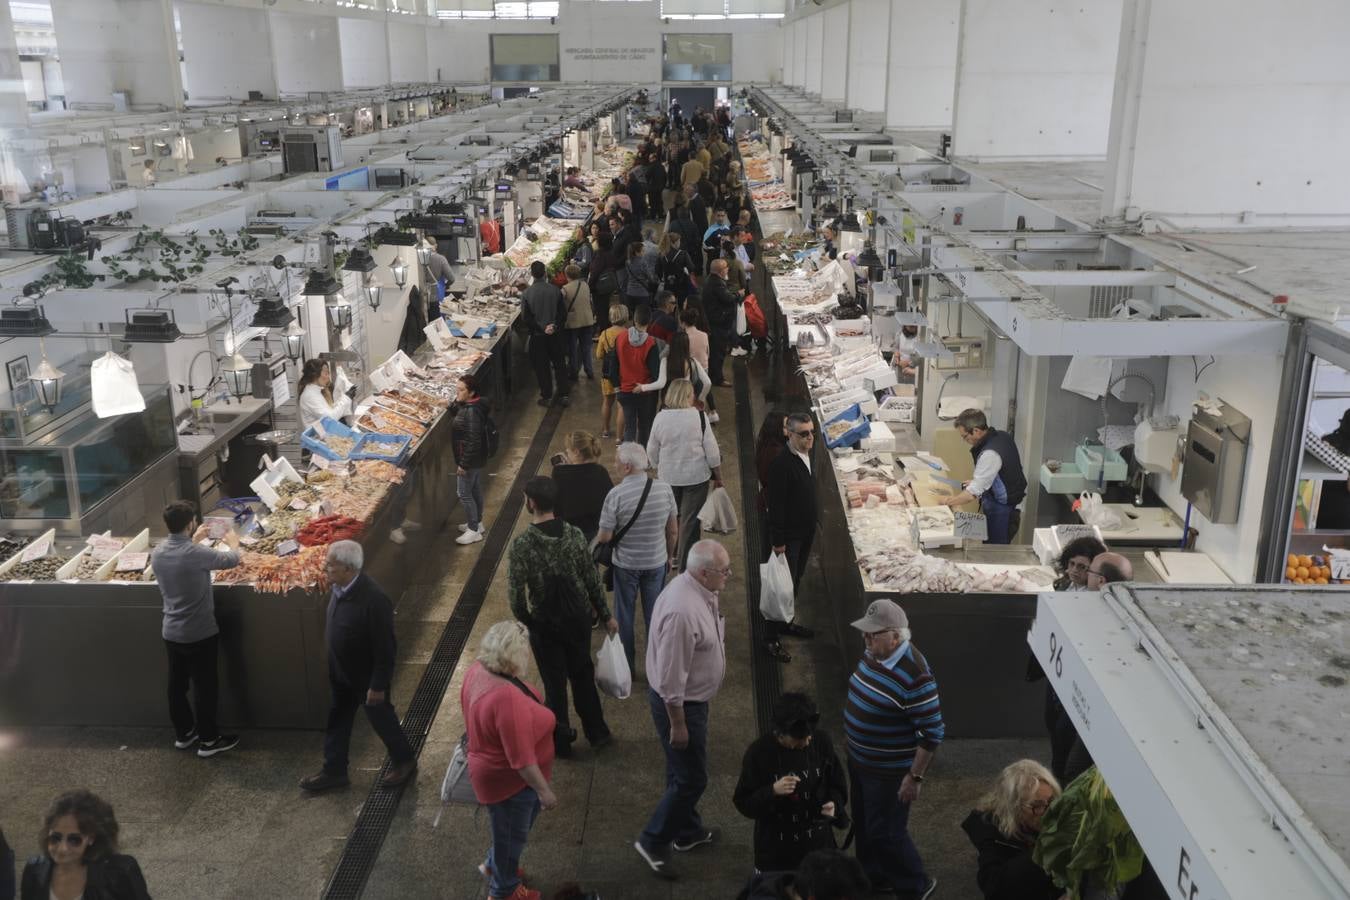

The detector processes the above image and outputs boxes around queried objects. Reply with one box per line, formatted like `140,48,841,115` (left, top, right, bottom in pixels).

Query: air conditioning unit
280,126,343,174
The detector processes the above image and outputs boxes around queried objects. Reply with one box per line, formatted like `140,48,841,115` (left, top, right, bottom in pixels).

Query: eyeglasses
792,429,815,438
47,832,88,848
704,566,733,577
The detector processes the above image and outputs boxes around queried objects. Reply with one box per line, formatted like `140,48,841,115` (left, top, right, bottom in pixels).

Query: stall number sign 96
1047,631,1065,678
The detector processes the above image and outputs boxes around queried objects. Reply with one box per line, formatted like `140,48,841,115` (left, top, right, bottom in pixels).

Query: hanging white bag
1077,491,1124,531
595,633,632,700
698,485,739,533
735,302,750,337
759,552,796,623
90,351,146,419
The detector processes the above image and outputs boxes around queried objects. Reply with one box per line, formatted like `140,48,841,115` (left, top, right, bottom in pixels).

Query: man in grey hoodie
521,260,570,407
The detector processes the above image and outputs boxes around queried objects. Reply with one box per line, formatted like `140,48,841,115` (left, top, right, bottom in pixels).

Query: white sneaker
389,528,406,545
730,347,749,357
455,529,484,545
458,523,486,534
708,412,720,424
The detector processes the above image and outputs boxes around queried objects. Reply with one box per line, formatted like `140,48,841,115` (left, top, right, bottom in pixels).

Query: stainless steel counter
175,398,273,465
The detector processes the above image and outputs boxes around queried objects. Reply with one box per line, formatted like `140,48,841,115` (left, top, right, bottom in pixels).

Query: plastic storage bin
301,417,359,461
351,432,412,464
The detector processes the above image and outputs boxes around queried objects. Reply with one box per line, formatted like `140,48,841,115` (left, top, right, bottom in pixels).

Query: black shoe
633,841,678,881
299,771,351,793
897,877,937,900
765,641,792,663
537,397,552,407
196,734,239,758
585,371,595,381
558,395,571,407
590,732,614,749
173,729,198,750
673,827,719,852
781,622,816,639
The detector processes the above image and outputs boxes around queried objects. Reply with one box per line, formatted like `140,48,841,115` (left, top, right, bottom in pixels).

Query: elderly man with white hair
633,538,730,882
596,442,679,672
300,540,417,793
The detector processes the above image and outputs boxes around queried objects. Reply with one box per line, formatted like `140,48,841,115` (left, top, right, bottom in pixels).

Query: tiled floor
0,351,1041,899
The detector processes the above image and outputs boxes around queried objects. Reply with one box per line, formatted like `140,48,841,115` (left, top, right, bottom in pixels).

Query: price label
20,536,52,563
953,510,989,541
271,372,291,406
116,552,149,572
1332,555,1350,581
276,540,300,557
311,455,330,471
90,544,121,563
238,536,258,547
318,499,335,517
288,498,309,511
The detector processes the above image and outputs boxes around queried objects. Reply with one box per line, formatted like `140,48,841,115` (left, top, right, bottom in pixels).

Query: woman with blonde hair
960,759,1063,900
550,430,613,542
461,621,557,900
594,304,629,440
645,377,722,570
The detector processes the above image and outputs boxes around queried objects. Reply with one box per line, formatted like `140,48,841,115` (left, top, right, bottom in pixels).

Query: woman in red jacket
461,621,558,900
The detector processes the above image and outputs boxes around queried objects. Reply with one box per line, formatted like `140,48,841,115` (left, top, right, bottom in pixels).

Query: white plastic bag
595,633,631,700
735,302,749,337
90,351,146,419
759,553,795,623
698,486,738,533
1077,491,1124,531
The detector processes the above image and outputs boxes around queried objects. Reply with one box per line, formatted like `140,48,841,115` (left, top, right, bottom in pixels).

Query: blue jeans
458,466,485,531
485,785,541,898
612,563,668,671
848,762,926,893
980,494,1017,545
567,325,594,377
640,689,709,851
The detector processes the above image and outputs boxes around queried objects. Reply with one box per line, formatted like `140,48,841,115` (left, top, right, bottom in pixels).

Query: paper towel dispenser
1180,398,1250,524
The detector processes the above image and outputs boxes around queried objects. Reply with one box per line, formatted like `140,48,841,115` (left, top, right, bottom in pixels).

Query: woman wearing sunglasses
733,692,849,875
20,790,149,900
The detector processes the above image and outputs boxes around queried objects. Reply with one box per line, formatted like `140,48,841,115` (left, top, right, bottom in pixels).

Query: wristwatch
908,772,924,784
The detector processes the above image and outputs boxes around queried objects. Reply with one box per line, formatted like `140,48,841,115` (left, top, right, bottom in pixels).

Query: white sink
937,395,985,420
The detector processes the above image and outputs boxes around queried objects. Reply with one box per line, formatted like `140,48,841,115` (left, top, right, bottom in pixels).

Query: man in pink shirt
633,539,730,881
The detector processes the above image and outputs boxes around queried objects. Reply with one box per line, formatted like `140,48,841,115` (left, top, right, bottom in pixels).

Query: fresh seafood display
1,555,69,581
213,546,329,593
354,460,406,484
858,547,973,593
296,515,365,547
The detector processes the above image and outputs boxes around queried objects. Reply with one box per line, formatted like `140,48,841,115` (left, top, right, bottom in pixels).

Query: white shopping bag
595,633,632,700
697,486,739,534
90,351,147,418
735,302,750,337
759,553,795,623
1077,491,1124,531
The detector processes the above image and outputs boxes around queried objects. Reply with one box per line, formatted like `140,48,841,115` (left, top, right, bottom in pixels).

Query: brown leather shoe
381,760,418,788
299,771,350,793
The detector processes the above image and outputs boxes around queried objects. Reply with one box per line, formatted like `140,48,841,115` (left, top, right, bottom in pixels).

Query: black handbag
592,477,653,590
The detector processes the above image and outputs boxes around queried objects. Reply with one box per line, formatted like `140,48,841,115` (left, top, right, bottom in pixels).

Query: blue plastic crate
351,431,411,464
300,416,359,461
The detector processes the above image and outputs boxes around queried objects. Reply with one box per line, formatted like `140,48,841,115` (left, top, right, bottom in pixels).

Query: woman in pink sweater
461,621,558,900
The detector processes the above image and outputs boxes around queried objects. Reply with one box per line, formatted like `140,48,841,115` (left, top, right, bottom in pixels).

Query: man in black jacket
702,259,738,387
301,540,416,792
763,412,819,662
684,184,709,235
521,260,570,407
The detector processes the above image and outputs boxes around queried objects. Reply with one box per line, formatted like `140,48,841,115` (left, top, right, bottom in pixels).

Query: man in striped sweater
844,599,942,900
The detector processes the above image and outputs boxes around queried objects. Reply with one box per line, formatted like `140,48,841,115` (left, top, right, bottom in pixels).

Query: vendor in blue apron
940,408,1026,544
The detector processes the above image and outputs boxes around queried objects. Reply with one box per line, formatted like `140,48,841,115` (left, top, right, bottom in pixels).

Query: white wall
50,0,181,109
951,0,1121,158
793,22,808,89
804,14,824,96
735,27,782,84
885,0,959,129
1103,0,1350,222
846,0,889,112
178,2,278,101
427,23,490,83
820,4,849,102
1151,354,1281,583
339,17,391,89
388,21,429,84
270,11,344,94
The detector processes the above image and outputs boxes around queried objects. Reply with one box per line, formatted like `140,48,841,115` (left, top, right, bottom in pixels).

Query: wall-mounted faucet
936,371,959,419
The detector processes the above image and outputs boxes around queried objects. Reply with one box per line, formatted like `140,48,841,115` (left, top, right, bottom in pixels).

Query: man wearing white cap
843,599,942,900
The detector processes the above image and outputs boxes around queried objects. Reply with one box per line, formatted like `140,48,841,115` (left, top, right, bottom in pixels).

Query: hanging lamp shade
342,248,378,273
31,354,65,409
390,259,408,288
282,320,306,361
301,269,342,297
222,352,252,398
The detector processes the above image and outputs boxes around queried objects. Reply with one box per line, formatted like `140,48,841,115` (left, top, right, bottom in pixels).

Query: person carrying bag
592,476,652,590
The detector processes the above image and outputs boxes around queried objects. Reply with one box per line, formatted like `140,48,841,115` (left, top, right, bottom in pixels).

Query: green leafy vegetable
1032,767,1145,899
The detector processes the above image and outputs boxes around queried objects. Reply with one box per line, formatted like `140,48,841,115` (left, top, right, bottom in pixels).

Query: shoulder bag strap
504,673,543,704
563,281,582,316
612,477,653,550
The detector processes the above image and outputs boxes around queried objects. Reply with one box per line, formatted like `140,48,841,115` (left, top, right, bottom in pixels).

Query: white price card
276,539,300,557
21,536,52,562
271,371,291,407
423,317,454,352
288,498,309,511
1053,524,1100,544
1325,547,1350,581
116,552,149,572
953,510,989,541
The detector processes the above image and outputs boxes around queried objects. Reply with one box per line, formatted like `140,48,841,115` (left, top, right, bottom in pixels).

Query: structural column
177,2,279,102
883,0,959,130
845,0,890,114
0,0,28,128
49,0,182,110
338,17,392,90
1102,0,1350,228
949,0,1122,158
269,10,345,95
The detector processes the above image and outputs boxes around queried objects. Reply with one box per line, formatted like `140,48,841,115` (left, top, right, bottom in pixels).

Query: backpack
603,338,621,385
594,268,619,299
478,405,500,458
